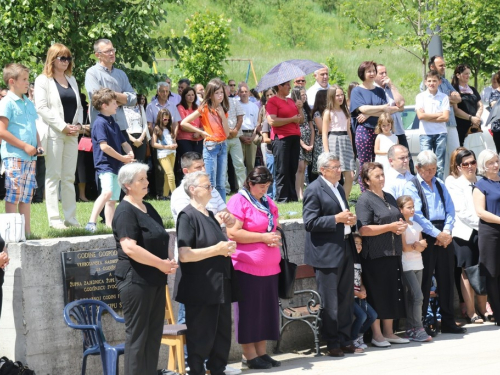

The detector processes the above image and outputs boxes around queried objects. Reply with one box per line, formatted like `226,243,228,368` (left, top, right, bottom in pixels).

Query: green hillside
157,0,429,104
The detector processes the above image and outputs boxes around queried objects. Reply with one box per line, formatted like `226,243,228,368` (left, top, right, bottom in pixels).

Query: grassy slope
159,0,426,104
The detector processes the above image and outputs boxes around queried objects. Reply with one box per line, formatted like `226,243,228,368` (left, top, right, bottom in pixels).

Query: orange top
198,105,228,142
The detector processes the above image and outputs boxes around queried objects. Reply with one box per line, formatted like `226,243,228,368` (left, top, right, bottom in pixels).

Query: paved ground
227,322,500,375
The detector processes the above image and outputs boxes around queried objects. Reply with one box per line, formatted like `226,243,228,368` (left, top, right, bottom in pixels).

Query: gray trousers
117,271,166,375
403,269,424,330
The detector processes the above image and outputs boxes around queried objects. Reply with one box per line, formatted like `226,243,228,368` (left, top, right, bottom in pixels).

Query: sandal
470,314,484,324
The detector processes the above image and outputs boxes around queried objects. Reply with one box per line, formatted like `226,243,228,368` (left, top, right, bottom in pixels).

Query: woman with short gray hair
176,170,238,375
473,149,500,324
112,162,178,375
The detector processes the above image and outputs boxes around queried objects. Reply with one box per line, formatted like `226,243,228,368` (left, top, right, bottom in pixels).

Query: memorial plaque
61,248,122,310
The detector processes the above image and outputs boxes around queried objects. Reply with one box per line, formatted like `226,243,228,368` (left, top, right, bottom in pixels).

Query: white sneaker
224,365,242,375
356,336,368,349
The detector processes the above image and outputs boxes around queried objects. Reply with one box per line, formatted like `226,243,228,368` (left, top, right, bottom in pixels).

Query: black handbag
0,356,35,375
277,227,297,299
464,264,487,296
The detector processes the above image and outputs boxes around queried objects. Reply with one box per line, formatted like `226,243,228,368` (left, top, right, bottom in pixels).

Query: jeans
351,298,377,340
203,141,228,202
419,133,447,180
266,152,276,199
177,303,189,360
403,269,424,330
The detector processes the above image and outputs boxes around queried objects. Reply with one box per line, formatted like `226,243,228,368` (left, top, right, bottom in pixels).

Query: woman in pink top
227,166,282,370
177,87,204,155
322,85,356,199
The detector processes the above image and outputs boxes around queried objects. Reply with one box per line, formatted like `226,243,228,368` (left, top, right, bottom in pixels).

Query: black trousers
397,134,415,175
314,242,354,349
33,155,45,203
0,268,4,319
493,132,500,155
116,272,166,375
486,275,500,323
151,147,165,197
273,135,300,203
175,140,203,185
185,302,232,375
421,234,456,327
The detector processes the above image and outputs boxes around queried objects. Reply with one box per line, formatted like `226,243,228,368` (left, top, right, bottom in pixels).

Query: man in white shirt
238,82,260,174
383,145,414,199
306,65,330,108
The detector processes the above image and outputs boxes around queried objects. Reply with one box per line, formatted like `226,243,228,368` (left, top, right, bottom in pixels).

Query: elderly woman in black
176,171,238,375
355,162,409,347
112,163,178,375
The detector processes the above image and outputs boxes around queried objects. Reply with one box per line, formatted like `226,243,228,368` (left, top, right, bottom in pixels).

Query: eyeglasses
229,84,236,87
57,56,72,63
323,165,342,171
196,184,213,190
461,160,477,168
98,48,116,55
295,79,305,83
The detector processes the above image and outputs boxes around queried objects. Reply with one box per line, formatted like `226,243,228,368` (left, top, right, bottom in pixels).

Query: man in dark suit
303,152,361,357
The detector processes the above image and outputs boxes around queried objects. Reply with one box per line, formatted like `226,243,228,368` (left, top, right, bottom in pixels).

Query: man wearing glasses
383,144,414,199
228,80,238,98
306,65,330,108
85,39,137,137
293,76,306,88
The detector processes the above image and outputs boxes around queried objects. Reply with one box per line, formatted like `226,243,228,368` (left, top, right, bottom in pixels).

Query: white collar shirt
321,176,351,235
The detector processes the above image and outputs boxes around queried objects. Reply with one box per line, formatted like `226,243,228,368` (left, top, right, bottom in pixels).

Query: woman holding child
355,162,408,347
35,43,83,229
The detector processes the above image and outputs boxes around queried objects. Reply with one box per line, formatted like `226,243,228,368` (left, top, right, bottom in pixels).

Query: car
401,105,495,157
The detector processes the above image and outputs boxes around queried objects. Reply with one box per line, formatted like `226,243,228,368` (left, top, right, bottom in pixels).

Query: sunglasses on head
57,56,72,63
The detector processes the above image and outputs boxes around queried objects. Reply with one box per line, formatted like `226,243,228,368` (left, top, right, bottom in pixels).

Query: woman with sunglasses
35,43,83,229
445,148,490,323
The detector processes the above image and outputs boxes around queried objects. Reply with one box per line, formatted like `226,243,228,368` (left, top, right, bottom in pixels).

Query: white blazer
445,174,479,241
34,74,83,135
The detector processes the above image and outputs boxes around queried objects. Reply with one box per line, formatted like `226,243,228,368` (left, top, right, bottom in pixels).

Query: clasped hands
262,232,282,248
336,209,356,227
435,231,452,248
390,218,408,235
159,258,178,275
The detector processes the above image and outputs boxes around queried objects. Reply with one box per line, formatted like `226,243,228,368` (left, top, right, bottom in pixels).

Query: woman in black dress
451,64,484,146
355,162,408,347
176,171,238,375
473,149,500,324
112,163,178,375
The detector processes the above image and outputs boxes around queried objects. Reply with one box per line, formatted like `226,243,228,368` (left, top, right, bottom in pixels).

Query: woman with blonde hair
35,43,83,229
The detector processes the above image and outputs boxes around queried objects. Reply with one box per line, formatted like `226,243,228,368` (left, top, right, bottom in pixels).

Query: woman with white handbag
34,43,83,229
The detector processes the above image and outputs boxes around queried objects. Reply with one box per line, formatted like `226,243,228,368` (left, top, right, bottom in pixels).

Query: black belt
242,130,254,133
344,234,350,239
329,131,348,136
431,220,445,225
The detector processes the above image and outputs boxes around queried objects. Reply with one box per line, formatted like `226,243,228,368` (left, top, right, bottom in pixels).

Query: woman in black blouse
35,43,83,229
355,162,408,347
176,171,238,375
451,64,483,146
112,163,178,375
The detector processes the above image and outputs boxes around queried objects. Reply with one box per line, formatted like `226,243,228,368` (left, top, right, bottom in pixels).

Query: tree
342,0,441,78
275,0,312,47
174,11,231,86
437,0,500,87
0,0,184,93
326,55,346,88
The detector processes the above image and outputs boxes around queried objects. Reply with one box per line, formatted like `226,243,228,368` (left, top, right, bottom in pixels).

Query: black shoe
244,357,272,369
424,325,437,337
441,324,467,334
260,354,281,367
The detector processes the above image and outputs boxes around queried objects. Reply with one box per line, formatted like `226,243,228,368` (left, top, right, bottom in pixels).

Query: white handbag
0,213,26,243
464,131,488,156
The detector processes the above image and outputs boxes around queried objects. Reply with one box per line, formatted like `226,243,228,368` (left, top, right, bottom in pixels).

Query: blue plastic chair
63,299,125,375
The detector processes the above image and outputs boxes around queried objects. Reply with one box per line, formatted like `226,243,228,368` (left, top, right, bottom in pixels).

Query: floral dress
299,108,312,163
311,111,324,174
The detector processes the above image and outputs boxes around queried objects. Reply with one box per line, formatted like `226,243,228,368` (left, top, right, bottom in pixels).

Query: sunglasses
229,84,236,87
295,79,305,83
57,56,72,63
461,160,477,168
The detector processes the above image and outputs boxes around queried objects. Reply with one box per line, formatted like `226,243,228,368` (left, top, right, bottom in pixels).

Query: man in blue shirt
403,150,466,335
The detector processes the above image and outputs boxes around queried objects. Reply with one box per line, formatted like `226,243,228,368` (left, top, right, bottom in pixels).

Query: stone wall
0,219,309,374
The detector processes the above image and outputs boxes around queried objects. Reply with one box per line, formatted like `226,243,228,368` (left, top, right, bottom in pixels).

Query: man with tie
302,152,361,357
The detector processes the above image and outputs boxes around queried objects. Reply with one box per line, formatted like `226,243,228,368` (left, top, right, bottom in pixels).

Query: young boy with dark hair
0,63,43,236
85,88,134,232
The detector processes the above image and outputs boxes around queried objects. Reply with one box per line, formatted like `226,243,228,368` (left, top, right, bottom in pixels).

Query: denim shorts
98,172,120,201
3,157,37,204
